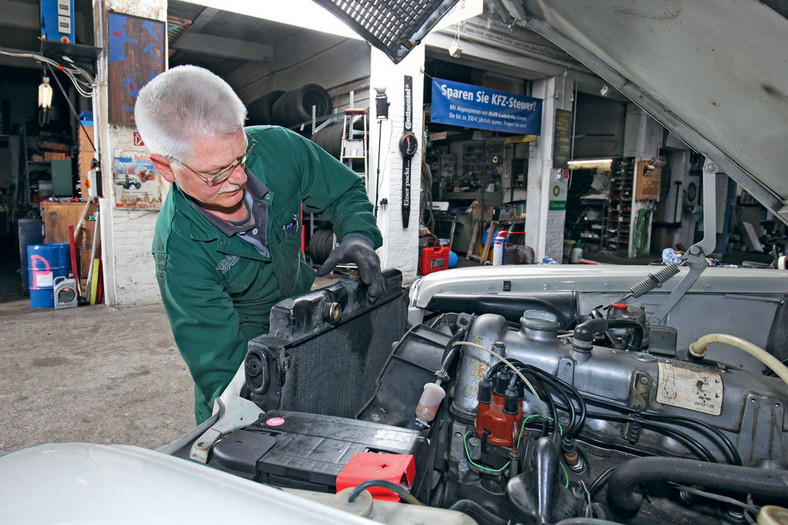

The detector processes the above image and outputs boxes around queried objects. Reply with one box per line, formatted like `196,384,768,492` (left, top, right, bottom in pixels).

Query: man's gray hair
134,65,247,160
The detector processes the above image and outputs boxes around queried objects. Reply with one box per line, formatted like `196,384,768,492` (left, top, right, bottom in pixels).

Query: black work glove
316,234,382,299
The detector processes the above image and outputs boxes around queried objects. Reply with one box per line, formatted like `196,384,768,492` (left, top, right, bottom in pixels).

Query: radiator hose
449,499,507,525
607,457,788,511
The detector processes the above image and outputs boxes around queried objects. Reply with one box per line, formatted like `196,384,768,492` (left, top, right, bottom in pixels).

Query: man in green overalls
135,66,382,423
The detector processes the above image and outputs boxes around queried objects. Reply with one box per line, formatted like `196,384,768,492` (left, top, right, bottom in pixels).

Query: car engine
205,269,788,525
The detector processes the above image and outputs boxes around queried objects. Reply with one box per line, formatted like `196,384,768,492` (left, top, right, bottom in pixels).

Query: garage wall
95,0,167,306
370,46,425,280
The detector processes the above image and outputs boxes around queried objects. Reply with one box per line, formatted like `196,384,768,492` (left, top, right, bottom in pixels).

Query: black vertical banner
402,75,413,228
553,109,572,170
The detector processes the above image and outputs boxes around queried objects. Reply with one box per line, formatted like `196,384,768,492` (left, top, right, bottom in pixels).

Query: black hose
573,318,609,344
449,499,508,525
605,318,644,351
439,328,466,373
607,457,788,511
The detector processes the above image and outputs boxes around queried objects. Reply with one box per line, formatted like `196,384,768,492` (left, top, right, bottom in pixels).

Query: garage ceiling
0,0,341,77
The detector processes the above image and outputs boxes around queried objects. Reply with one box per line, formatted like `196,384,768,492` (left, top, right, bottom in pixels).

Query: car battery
419,246,450,275
210,410,429,493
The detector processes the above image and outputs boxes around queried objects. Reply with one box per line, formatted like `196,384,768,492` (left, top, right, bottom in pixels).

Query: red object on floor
419,246,450,275
336,453,416,502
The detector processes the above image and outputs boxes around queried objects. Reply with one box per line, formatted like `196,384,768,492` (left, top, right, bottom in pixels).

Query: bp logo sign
553,185,561,196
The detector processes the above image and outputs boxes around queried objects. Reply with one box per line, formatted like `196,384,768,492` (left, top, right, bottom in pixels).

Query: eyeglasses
169,135,257,184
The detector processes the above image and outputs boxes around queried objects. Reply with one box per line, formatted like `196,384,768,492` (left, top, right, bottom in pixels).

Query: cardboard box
43,152,69,161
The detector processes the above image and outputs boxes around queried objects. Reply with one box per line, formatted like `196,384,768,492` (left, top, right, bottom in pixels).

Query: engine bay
193,269,788,525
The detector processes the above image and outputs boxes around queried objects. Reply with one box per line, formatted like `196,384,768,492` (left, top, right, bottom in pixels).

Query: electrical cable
486,359,738,465
346,479,423,505
644,413,742,466
669,482,760,513
518,414,564,447
585,410,717,463
525,366,587,437
463,431,509,472
452,341,546,417
524,372,575,437
510,416,571,488
0,48,94,98
498,361,586,438
559,460,571,489
374,118,384,218
588,465,617,496
582,394,742,465
46,62,96,153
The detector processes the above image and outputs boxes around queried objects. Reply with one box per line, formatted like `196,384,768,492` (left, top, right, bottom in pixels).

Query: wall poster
108,12,165,124
113,150,162,209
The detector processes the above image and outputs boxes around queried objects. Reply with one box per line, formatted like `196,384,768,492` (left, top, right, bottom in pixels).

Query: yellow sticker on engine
656,362,723,415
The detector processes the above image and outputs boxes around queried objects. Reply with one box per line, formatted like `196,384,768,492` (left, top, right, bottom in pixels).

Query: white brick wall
94,0,166,306
369,47,426,282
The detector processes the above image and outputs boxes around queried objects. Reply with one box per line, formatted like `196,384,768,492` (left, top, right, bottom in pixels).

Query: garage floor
0,296,194,455
0,243,340,456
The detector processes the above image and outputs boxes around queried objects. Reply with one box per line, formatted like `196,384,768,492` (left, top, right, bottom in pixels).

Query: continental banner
431,78,543,135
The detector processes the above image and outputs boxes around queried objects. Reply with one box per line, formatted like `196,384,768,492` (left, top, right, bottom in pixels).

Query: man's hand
316,234,382,299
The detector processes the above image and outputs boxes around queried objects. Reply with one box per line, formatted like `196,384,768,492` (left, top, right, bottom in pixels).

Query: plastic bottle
570,241,583,264
415,383,446,423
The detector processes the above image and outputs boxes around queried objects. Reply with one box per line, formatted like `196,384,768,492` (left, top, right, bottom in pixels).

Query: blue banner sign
431,78,543,135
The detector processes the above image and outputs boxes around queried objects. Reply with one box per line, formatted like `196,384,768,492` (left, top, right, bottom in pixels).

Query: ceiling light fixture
567,158,613,168
38,74,53,109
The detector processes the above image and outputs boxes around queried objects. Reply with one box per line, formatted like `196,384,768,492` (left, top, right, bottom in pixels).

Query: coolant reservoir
415,383,446,423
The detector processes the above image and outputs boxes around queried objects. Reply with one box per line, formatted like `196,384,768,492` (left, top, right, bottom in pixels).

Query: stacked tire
247,90,284,125
271,84,333,126
308,227,335,265
247,83,333,127
310,117,367,160
310,122,345,158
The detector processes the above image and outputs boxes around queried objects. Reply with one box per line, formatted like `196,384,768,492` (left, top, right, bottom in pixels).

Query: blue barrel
18,218,44,294
27,243,71,308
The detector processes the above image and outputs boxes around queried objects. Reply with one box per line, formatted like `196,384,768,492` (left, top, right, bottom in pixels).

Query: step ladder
340,107,368,184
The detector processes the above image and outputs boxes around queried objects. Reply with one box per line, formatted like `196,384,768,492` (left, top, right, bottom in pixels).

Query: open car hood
314,0,788,223
516,0,787,224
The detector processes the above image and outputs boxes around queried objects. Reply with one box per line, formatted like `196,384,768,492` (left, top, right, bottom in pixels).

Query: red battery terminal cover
336,453,416,502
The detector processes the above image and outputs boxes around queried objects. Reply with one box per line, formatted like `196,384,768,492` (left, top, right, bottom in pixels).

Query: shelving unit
606,157,635,254
578,196,608,250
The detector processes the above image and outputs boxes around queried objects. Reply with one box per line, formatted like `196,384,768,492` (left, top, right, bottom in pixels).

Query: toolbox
419,246,450,275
